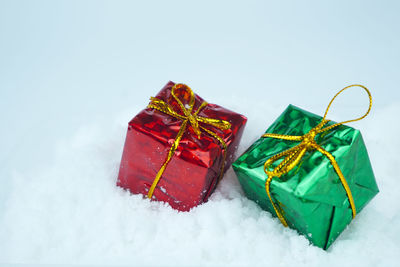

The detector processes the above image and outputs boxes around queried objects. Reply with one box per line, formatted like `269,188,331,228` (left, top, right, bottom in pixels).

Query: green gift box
232,86,379,249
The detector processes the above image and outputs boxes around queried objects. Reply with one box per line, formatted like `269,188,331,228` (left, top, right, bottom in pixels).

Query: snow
1,1,400,266
0,102,399,266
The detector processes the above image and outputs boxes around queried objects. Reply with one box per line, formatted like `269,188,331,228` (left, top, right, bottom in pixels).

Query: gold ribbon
146,83,231,199
262,84,372,227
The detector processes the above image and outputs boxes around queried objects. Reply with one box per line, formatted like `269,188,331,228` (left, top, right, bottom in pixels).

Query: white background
1,1,399,266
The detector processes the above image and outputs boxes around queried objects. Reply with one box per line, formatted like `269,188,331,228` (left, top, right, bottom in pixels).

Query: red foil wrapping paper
117,81,247,211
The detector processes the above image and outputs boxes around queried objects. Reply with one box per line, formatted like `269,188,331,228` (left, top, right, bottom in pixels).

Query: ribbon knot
187,113,201,138
146,83,231,199
302,128,317,144
262,84,372,227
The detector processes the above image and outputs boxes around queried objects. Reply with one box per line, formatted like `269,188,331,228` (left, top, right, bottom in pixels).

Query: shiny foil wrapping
232,105,379,249
117,81,247,211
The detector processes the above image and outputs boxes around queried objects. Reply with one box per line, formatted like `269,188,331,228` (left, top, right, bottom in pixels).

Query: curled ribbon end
222,120,232,130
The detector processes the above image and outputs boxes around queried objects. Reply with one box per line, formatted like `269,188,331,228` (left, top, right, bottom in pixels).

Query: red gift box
117,81,247,211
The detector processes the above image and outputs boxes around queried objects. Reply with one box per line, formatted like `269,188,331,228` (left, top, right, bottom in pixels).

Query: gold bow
262,84,372,227
146,83,231,199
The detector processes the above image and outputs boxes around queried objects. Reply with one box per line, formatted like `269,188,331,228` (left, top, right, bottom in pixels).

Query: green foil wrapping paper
232,105,379,249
